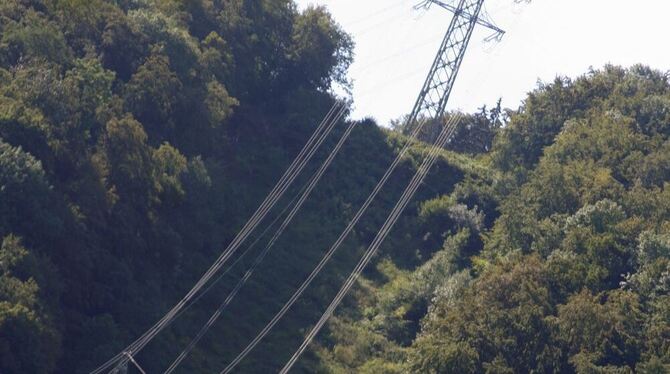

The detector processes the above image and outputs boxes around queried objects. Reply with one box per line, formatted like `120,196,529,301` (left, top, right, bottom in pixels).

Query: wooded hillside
0,1,479,372
0,1,668,373
314,66,670,374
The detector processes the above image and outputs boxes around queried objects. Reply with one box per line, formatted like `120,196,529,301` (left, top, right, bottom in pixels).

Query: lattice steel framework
407,0,501,124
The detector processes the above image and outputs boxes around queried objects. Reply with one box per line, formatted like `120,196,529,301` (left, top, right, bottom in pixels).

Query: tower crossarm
426,0,505,37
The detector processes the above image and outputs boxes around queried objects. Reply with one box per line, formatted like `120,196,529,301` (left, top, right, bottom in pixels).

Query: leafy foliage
1,1,669,373
314,66,670,374
0,1,469,373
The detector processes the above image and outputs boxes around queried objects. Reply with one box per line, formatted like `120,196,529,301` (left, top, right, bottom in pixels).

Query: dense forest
313,66,670,373
0,0,668,373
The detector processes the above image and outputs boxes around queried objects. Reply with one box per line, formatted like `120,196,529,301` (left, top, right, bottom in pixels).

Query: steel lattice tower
407,0,504,125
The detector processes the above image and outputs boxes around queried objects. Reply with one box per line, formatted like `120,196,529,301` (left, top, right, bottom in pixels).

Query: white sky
294,0,670,126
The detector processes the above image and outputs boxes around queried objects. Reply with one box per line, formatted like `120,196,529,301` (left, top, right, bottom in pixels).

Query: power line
219,113,432,373
355,32,445,74
125,166,311,355
92,101,346,374
343,0,411,28
163,104,353,374
118,102,345,366
107,114,347,372
352,11,411,37
280,114,463,373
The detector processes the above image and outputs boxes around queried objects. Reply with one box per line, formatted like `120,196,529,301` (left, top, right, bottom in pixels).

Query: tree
0,235,60,374
0,8,71,67
412,256,563,373
123,53,183,140
0,139,62,240
289,5,353,91
554,290,644,371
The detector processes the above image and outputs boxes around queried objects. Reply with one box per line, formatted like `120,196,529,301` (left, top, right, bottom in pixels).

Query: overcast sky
294,0,670,126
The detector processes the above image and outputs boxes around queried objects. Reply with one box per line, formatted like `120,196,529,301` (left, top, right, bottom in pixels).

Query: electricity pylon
407,0,504,126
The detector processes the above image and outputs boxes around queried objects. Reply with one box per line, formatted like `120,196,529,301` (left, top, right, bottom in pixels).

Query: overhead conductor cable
220,113,434,373
281,114,463,373
93,100,345,374
163,104,353,374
